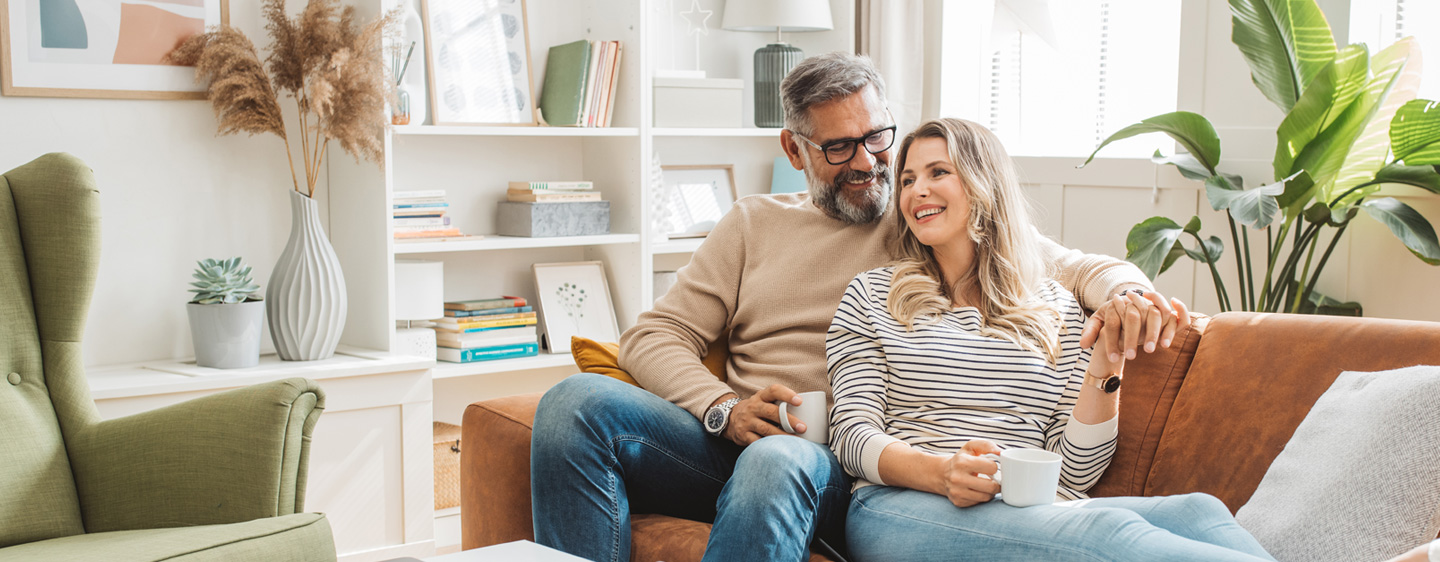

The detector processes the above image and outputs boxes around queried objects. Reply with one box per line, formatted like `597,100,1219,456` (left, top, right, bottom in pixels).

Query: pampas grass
171,0,397,198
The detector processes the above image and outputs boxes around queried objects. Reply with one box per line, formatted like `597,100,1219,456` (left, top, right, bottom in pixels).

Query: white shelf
392,125,639,137
652,127,782,137
432,353,578,379
394,233,640,254
87,346,435,400
651,237,705,254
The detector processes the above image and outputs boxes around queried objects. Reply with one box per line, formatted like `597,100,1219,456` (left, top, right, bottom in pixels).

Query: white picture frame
0,0,229,99
533,261,619,354
421,0,537,126
659,164,737,239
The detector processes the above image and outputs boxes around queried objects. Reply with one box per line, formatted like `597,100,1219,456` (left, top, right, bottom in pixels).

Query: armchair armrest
68,377,325,533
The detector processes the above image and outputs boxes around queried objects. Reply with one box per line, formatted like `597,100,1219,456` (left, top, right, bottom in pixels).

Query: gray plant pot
187,300,265,369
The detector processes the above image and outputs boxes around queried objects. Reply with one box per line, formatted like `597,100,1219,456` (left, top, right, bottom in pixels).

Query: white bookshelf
324,0,856,554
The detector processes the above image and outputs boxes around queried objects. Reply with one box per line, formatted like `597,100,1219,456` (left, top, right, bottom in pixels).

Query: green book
539,40,591,127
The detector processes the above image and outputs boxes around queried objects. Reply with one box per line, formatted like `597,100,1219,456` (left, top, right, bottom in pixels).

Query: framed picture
533,261,619,354
422,0,537,126
0,0,228,99
658,164,738,239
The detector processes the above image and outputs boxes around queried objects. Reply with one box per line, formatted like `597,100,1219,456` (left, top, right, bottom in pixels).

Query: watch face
1103,376,1122,393
705,408,724,431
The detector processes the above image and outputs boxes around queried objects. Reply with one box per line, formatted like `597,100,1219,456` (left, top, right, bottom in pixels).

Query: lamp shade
394,259,444,321
722,0,833,32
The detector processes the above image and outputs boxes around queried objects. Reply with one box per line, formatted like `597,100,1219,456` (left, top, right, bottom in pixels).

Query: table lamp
722,0,834,128
394,259,444,359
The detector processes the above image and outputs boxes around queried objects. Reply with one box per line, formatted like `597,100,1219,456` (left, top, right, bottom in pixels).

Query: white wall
1020,0,1440,321
1,1,328,367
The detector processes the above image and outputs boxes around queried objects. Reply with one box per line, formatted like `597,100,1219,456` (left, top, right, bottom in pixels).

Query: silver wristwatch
704,397,741,436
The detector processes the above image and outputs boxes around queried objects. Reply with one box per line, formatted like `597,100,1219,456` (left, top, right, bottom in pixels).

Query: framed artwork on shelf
0,0,229,99
658,164,737,239
533,261,619,354
421,0,537,126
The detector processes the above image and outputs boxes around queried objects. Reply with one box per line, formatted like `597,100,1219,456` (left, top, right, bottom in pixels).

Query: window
1350,0,1440,102
939,0,1182,158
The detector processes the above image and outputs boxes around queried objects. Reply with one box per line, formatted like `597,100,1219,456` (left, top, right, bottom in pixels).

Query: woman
825,118,1275,561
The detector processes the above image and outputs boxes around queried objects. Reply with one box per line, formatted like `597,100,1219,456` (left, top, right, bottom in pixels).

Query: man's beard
807,161,893,225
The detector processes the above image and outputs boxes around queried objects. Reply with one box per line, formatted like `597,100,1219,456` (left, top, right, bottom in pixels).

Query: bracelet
1119,288,1147,298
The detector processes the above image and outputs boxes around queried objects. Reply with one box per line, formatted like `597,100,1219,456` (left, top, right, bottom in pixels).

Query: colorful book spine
435,312,537,325
437,342,540,363
444,305,533,317
394,228,462,239
435,326,538,343
442,320,538,334
435,334,537,350
393,202,450,209
445,297,528,311
508,181,594,191
506,191,603,203
393,217,451,227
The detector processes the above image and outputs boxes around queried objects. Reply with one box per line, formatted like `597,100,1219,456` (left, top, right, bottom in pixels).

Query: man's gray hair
780,52,888,137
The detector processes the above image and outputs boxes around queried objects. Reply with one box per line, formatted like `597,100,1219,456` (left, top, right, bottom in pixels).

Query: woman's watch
1085,372,1123,393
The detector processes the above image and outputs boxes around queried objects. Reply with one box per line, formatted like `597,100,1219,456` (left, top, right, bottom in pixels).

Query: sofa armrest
69,377,325,533
461,393,541,550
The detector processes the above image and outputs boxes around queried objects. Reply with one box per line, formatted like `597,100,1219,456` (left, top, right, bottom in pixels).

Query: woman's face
899,137,973,251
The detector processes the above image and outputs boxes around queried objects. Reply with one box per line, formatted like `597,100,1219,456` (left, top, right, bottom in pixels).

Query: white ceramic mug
777,391,829,444
994,448,1062,507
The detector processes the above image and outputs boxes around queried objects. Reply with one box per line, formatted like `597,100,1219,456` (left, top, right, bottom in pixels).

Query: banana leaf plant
1081,0,1440,315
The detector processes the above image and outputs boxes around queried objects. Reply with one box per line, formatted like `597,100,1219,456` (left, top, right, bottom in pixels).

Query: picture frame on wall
421,0,538,126
533,261,620,354
0,0,229,99
658,164,738,239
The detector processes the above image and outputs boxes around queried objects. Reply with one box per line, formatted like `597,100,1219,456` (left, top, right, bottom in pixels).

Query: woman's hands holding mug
939,439,1003,508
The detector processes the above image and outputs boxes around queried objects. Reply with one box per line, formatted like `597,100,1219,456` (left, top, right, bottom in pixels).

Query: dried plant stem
282,134,300,193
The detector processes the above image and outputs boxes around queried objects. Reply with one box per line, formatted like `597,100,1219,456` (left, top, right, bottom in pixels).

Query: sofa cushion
0,512,334,562
569,334,730,385
1234,366,1440,562
1088,314,1207,499
1144,312,1440,511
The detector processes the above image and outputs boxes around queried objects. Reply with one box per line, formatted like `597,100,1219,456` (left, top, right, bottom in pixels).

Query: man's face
786,88,894,225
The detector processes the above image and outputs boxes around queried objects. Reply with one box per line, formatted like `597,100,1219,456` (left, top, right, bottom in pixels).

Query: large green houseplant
1083,0,1440,315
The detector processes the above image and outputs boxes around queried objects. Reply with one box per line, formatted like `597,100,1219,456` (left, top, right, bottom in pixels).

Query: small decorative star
679,0,712,37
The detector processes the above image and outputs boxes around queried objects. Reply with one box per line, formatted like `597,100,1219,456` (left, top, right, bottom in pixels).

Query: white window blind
1351,0,1440,102
939,0,1182,158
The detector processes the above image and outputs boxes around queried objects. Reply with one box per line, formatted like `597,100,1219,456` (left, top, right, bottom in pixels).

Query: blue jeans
847,486,1276,562
531,373,852,562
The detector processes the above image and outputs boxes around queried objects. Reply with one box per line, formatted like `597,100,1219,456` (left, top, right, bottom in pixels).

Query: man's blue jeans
531,373,851,562
847,485,1277,562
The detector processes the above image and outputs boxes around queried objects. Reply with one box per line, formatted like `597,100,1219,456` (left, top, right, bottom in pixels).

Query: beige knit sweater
619,193,1151,420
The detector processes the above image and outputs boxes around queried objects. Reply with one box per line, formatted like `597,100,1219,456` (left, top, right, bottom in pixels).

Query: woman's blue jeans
531,373,851,562
847,485,1277,562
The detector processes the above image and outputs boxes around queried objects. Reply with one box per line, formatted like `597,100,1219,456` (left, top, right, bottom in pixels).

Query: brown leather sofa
460,312,1440,561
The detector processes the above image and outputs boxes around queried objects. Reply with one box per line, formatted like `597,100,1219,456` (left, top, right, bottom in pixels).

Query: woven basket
434,421,462,510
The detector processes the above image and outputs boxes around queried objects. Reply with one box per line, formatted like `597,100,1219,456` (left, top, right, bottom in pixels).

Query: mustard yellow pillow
570,334,729,387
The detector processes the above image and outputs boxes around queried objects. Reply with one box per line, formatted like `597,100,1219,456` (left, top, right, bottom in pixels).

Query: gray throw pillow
1235,366,1440,562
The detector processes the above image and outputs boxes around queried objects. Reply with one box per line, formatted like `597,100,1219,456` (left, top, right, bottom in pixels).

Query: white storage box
654,77,744,128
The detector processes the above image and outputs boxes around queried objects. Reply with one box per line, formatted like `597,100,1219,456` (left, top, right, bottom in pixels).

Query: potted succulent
186,258,265,369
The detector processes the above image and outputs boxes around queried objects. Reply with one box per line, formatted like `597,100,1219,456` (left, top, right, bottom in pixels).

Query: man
531,52,1188,562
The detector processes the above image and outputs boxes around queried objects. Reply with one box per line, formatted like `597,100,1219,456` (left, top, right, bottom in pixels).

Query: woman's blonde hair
888,118,1063,364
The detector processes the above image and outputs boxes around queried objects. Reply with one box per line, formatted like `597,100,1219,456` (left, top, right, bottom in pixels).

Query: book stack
538,40,624,127
506,181,601,203
435,296,540,363
394,190,463,239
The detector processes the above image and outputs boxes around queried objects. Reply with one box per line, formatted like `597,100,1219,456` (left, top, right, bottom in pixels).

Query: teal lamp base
754,43,804,128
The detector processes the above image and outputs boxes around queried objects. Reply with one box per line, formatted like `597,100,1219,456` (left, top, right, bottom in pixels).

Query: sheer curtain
856,0,942,134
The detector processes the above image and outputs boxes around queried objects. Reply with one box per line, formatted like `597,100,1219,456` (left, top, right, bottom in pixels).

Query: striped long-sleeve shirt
826,267,1119,500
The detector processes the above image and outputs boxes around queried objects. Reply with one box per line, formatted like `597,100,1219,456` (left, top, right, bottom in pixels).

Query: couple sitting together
529,52,1436,562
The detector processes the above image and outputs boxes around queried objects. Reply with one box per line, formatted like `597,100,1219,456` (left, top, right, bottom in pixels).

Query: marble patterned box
496,201,610,237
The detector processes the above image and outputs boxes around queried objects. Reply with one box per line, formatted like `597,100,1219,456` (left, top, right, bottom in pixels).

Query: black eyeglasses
793,125,898,166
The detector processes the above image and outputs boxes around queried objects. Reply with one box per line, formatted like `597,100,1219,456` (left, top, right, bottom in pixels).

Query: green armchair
0,153,336,561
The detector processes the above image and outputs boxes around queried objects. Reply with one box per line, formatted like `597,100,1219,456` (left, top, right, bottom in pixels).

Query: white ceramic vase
267,190,348,360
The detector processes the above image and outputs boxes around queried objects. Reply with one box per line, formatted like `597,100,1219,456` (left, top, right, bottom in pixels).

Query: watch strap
705,397,741,436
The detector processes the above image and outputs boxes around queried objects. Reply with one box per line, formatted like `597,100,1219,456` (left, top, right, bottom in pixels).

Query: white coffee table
425,540,589,562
